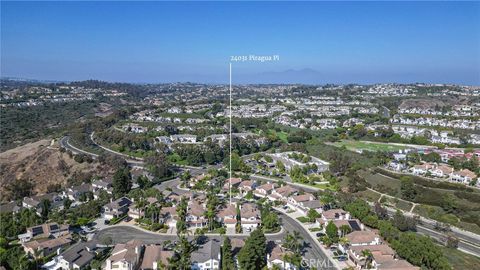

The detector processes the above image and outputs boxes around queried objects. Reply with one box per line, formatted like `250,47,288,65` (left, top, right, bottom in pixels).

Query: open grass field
330,140,409,153
358,170,401,196
357,189,382,202
441,246,480,270
395,200,414,212
359,170,480,234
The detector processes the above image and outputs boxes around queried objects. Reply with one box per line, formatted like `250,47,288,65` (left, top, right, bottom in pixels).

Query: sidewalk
105,220,284,237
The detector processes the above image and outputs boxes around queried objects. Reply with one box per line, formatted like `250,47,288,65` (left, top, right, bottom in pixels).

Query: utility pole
229,63,232,205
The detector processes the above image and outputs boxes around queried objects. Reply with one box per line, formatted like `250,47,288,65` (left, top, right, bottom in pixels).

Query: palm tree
339,224,352,237
134,197,147,219
361,249,373,269
284,231,304,254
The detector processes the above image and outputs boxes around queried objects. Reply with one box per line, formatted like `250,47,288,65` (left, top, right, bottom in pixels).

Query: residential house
140,245,173,270
0,202,21,214
347,244,394,269
430,164,454,178
270,185,298,202
230,238,245,267
103,197,132,221
240,203,261,232
451,169,477,184
254,183,276,198
128,197,157,220
339,231,381,253
411,163,434,175
266,242,297,270
22,193,63,214
376,259,420,270
48,241,98,270
217,203,237,229
187,200,207,229
238,180,256,196
19,222,69,243
191,240,221,270
23,235,72,258
105,240,143,270
64,184,93,202
287,193,315,213
159,206,177,229
170,134,197,143
223,178,242,192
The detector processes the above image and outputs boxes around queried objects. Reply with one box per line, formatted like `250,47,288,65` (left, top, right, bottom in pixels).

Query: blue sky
1,1,479,84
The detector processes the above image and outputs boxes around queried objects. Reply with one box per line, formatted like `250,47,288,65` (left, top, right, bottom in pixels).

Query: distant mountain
236,68,323,84
0,76,67,83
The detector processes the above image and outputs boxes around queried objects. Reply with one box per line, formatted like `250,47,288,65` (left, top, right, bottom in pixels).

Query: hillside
0,139,112,202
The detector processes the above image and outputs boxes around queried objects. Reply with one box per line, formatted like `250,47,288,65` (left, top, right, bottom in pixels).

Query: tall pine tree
238,228,266,270
112,167,132,198
222,237,235,270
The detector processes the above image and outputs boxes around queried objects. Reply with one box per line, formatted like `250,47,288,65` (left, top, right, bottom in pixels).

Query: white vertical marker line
229,62,232,205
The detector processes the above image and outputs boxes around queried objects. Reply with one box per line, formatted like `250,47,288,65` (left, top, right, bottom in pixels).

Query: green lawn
331,140,409,153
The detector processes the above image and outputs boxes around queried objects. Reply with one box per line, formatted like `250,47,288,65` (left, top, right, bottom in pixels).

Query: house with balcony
105,240,143,270
240,203,261,232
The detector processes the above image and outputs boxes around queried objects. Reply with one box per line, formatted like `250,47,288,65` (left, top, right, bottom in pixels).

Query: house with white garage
254,182,276,198
240,203,261,232
103,197,132,221
191,239,221,270
217,203,237,229
266,242,297,270
451,169,477,184
339,231,381,253
430,164,454,178
105,240,143,270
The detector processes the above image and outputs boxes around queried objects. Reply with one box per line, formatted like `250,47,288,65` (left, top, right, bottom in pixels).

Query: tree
238,228,267,270
307,208,320,222
176,197,188,234
283,231,303,254
361,249,373,269
63,198,72,210
374,202,388,220
400,177,416,201
168,235,193,270
205,189,219,231
222,237,235,270
339,224,352,237
112,167,132,198
423,152,442,163
325,221,339,243
276,160,286,173
180,170,191,187
441,194,457,213
145,152,170,179
446,235,459,249
345,199,371,221
136,175,149,189
392,211,416,232
40,199,51,221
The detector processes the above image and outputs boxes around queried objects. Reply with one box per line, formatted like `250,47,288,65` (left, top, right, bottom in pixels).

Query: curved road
93,212,335,269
